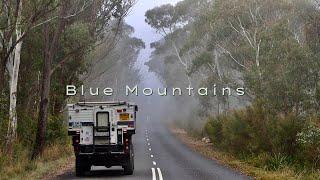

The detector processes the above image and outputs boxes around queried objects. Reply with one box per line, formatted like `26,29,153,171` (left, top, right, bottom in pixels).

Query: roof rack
77,101,127,106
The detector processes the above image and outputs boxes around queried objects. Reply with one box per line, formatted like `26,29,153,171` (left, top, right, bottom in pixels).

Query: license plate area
120,113,130,120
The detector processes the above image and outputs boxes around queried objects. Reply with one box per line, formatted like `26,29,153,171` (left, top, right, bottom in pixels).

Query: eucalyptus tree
145,2,198,86
1,0,63,152
84,22,145,102
32,0,136,159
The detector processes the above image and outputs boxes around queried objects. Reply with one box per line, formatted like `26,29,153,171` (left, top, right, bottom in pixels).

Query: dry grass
0,143,74,180
171,127,320,180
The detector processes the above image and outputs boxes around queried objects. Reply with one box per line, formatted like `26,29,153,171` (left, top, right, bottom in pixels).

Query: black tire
124,142,134,175
75,155,90,177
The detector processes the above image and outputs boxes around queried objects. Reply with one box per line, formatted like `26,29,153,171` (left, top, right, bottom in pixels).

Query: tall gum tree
145,4,193,86
32,0,136,159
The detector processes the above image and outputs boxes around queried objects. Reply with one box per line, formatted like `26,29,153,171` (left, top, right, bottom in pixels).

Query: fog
125,0,188,123
126,0,180,88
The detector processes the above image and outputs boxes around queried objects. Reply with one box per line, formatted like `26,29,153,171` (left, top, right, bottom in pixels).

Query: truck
66,101,138,176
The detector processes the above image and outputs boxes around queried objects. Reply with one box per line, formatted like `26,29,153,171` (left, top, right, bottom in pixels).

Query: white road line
157,168,163,180
151,168,157,180
153,161,157,166
148,143,150,146
150,154,154,158
147,138,149,141
149,148,152,151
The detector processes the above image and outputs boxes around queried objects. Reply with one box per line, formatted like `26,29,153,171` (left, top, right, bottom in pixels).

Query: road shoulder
171,127,302,180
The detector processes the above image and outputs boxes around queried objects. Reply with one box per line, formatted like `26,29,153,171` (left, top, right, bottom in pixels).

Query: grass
0,143,74,180
171,127,320,180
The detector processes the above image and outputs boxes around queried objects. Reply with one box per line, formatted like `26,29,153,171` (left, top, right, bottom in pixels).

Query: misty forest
0,0,319,179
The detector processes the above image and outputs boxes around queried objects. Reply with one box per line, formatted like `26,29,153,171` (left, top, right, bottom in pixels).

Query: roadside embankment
171,127,319,180
0,144,74,180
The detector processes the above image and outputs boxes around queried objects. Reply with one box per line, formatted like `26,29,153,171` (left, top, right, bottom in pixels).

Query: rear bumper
78,154,130,166
76,145,130,166
78,145,125,154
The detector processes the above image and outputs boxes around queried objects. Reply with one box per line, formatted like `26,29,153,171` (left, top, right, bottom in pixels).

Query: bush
17,112,37,146
265,153,291,171
46,115,68,144
297,123,320,168
205,116,223,145
205,101,319,172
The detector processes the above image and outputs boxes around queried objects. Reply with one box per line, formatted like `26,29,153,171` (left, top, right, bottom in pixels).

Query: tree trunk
32,2,68,159
6,0,23,152
32,22,51,159
32,52,51,159
172,42,192,86
0,61,5,95
6,34,23,148
214,49,222,81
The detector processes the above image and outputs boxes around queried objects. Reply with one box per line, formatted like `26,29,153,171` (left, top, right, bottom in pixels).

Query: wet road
56,116,249,180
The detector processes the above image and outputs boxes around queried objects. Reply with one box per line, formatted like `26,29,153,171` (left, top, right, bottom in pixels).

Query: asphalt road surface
57,116,250,180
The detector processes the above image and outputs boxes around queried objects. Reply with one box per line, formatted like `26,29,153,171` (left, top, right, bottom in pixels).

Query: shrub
265,153,291,171
17,112,37,146
297,123,320,168
205,116,223,145
46,115,68,144
271,113,304,155
221,111,252,154
204,101,318,172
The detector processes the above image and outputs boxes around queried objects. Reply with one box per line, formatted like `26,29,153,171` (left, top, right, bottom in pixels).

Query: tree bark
172,42,192,86
6,0,23,152
214,49,222,82
32,22,51,159
32,1,68,159
0,61,5,95
6,32,23,149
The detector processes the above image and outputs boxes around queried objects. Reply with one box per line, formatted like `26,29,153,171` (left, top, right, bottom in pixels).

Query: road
56,116,249,180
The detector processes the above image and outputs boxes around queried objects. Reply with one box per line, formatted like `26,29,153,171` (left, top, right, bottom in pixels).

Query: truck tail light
124,137,129,154
72,135,80,153
73,135,80,145
128,121,134,128
74,146,80,154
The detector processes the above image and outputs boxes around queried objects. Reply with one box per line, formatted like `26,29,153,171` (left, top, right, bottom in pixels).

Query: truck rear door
94,108,119,145
94,111,111,145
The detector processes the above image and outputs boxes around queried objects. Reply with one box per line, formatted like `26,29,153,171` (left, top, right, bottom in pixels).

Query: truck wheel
124,142,134,175
76,156,90,176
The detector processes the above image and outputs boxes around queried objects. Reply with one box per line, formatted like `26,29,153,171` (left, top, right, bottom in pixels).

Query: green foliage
62,22,92,53
188,52,213,75
145,0,320,177
46,115,68,144
205,101,320,171
205,116,223,144
145,4,178,33
244,21,320,115
128,37,146,49
16,113,37,146
297,123,320,168
265,153,291,171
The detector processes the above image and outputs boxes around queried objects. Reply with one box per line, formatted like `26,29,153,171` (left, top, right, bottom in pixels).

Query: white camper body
66,101,137,176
